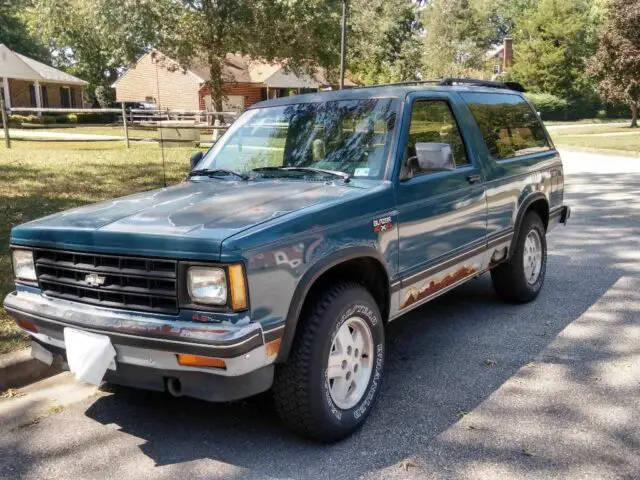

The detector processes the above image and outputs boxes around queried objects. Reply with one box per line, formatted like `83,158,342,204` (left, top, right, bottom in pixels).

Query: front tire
491,211,547,303
273,282,385,442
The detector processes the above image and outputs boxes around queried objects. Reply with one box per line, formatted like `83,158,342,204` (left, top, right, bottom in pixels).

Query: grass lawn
549,122,640,154
544,118,632,126
38,125,218,141
551,134,640,154
0,141,195,354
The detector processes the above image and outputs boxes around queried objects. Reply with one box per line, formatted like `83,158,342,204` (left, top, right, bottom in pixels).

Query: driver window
403,100,469,178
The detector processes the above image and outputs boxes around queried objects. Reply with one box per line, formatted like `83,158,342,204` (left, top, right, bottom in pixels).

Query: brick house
0,44,87,111
113,49,355,113
486,37,514,80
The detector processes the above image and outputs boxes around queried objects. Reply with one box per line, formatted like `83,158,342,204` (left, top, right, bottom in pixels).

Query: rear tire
273,282,385,442
491,211,547,303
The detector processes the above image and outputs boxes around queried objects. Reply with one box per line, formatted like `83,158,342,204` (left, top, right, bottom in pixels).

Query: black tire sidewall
309,287,385,436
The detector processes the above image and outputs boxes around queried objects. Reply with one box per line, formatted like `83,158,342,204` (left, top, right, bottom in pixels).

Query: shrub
74,112,118,124
526,93,570,121
41,115,57,125
55,114,71,124
67,113,78,124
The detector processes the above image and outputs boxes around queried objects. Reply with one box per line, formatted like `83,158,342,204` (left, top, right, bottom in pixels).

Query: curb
0,347,62,391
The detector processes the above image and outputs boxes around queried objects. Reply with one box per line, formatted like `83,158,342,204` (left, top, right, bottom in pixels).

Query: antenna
154,55,168,188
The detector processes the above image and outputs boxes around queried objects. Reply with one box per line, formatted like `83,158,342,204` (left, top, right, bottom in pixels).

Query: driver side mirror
190,151,203,170
414,143,455,172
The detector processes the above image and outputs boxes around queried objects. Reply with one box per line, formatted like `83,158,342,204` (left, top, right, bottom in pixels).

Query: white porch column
34,80,42,115
2,78,11,110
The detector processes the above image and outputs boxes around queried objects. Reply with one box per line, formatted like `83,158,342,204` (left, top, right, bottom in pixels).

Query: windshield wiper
189,168,249,181
252,166,350,183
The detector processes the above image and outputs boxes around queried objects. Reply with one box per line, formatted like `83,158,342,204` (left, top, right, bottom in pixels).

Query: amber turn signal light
228,264,248,310
17,318,37,333
176,354,226,369
265,338,281,359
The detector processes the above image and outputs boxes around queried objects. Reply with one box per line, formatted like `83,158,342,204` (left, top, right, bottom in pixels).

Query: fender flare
508,192,549,260
275,246,391,363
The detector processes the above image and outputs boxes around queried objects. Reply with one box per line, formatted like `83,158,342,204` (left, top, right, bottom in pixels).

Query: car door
395,92,488,314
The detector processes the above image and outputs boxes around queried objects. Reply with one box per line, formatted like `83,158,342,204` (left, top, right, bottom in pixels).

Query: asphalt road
1,149,639,479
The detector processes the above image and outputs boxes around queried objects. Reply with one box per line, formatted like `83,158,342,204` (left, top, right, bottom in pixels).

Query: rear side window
460,93,551,160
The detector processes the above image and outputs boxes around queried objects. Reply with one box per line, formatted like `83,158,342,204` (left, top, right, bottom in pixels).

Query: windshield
197,98,399,180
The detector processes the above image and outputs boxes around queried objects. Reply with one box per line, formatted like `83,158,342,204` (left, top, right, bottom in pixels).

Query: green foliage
587,0,640,126
26,0,168,103
74,112,118,124
94,86,115,109
156,0,342,112
509,0,598,100
526,93,569,121
348,0,423,84
0,0,49,62
422,0,493,79
526,92,602,121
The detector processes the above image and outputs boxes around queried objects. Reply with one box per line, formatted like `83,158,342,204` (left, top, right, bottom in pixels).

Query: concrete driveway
1,149,638,479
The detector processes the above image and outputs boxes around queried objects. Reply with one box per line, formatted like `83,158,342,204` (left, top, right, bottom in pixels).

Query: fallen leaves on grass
0,388,25,399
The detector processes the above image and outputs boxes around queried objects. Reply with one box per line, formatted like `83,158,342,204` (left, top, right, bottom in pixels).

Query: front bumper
4,290,281,400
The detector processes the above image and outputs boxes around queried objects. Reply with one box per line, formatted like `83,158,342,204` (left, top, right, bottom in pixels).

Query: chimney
503,37,513,70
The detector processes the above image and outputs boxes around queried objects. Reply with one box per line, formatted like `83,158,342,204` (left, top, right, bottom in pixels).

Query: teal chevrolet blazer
4,79,570,441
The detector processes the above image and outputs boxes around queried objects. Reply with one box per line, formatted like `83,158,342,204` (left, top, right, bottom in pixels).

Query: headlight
187,267,227,305
12,249,36,282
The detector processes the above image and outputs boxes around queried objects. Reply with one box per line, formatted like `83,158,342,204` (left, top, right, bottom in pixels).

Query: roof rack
354,77,526,93
439,78,526,92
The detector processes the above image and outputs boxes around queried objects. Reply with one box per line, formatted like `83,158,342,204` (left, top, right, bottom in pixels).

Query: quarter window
403,100,469,178
461,92,551,160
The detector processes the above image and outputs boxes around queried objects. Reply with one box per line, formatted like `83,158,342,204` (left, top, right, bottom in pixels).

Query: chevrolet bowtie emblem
85,273,106,287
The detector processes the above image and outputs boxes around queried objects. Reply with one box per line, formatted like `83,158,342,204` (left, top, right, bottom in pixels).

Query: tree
26,0,168,103
158,0,341,114
348,0,423,84
588,0,640,127
508,0,597,101
421,0,493,79
0,0,49,62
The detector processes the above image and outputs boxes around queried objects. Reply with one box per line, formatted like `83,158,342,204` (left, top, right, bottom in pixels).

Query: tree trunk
208,55,226,125
631,103,638,128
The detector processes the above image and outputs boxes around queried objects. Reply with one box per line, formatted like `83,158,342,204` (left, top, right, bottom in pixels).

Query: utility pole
339,0,348,90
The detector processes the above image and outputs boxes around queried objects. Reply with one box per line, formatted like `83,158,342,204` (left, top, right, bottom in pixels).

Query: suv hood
11,179,357,260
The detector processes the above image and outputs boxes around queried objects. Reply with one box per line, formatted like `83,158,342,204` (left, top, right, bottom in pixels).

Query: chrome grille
33,249,178,314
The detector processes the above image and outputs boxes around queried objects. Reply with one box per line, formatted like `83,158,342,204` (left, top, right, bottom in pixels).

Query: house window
493,65,501,74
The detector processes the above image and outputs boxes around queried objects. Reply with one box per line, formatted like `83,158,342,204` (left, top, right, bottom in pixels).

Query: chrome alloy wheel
523,229,543,284
326,316,374,410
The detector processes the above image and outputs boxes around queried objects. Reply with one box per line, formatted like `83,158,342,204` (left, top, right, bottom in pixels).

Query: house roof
0,44,88,85
115,49,355,89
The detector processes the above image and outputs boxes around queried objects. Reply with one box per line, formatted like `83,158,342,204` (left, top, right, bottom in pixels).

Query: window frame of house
493,65,501,74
